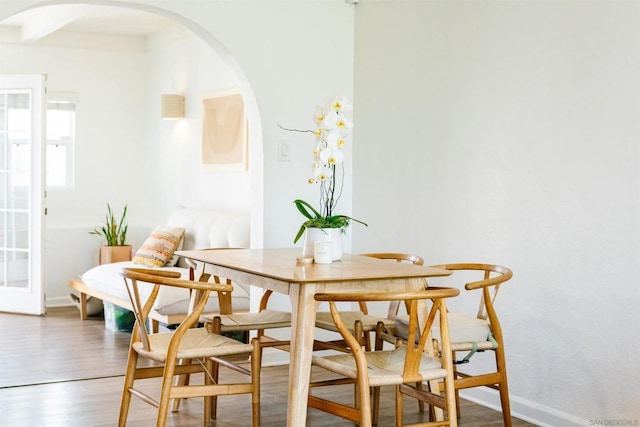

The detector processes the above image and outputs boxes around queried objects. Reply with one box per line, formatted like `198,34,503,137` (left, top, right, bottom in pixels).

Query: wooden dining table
175,248,451,426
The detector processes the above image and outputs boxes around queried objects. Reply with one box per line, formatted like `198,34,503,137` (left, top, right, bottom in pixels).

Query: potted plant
281,97,367,260
90,203,131,264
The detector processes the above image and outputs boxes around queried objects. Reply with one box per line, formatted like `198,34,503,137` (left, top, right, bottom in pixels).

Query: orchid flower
313,106,326,124
323,110,353,131
319,146,344,165
329,96,353,113
325,129,344,147
311,162,331,181
280,96,367,243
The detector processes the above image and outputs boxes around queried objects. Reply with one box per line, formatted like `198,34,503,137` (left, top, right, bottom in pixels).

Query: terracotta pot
99,245,132,265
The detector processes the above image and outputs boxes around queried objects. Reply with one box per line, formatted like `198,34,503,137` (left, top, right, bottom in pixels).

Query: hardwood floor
0,307,536,426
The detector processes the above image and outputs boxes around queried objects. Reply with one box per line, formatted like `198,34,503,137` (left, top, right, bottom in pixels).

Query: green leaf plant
293,199,367,244
89,203,128,246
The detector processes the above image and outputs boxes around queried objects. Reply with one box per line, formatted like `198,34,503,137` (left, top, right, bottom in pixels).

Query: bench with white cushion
68,206,250,330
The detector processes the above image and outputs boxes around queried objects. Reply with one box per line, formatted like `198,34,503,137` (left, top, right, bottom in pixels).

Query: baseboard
46,295,75,308
460,388,590,427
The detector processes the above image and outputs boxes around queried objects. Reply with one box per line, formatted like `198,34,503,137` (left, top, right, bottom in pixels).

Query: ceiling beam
20,5,91,43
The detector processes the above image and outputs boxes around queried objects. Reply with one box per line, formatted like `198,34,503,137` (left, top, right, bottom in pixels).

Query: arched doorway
0,0,264,310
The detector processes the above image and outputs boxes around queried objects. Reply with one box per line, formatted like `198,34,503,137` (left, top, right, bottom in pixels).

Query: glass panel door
0,75,46,315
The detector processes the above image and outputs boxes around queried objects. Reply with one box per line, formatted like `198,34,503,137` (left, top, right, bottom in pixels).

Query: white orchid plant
280,96,367,243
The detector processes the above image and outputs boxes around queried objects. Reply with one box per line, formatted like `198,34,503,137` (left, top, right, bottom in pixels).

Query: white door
0,74,46,315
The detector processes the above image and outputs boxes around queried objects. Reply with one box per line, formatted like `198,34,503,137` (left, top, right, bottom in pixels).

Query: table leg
286,282,318,426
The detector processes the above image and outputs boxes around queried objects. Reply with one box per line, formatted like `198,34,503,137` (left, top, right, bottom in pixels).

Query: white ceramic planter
302,228,343,261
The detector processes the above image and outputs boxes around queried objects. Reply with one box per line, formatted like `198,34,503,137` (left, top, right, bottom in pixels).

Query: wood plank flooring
0,307,536,426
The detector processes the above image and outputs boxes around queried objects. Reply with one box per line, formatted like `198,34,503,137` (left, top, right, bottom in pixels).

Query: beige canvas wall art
201,89,247,171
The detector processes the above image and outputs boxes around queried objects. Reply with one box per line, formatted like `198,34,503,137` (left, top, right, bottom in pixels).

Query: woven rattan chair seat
315,311,395,333
202,310,291,333
312,346,446,387
133,327,254,362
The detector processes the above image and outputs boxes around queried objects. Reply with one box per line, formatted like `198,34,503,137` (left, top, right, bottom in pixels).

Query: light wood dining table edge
175,248,452,426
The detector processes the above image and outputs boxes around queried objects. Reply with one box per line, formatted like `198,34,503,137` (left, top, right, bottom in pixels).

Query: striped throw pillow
132,226,185,267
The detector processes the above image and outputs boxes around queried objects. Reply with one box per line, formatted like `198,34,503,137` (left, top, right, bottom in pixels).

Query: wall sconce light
161,94,185,119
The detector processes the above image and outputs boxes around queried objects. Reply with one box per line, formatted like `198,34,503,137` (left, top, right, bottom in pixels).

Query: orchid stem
277,124,316,134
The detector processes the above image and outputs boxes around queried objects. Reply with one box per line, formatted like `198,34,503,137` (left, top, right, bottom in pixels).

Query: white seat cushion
80,261,250,316
78,208,251,320
394,312,491,344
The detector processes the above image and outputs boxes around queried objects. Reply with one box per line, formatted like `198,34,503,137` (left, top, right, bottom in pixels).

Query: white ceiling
0,4,181,42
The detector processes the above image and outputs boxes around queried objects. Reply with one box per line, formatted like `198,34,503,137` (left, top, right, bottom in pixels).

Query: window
4,92,32,188
46,95,75,189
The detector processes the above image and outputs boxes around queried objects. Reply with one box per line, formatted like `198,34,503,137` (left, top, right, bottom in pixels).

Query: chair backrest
315,287,459,381
360,253,425,318
429,263,513,324
120,267,234,352
361,252,424,266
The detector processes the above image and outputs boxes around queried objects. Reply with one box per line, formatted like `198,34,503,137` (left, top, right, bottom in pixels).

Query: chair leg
394,384,403,427
363,330,372,351
443,373,458,427
204,358,214,425
251,338,262,427
356,378,372,426
372,321,385,424
171,358,191,412
118,348,139,427
495,348,512,427
372,386,380,425
156,361,178,427
416,381,425,412
210,358,220,419
452,352,461,419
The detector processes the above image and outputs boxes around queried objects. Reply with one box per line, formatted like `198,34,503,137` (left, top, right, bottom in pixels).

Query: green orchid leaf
294,199,322,220
292,202,368,243
293,225,307,244
327,215,368,228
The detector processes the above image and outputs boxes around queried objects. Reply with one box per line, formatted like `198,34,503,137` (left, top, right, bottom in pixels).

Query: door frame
0,73,46,315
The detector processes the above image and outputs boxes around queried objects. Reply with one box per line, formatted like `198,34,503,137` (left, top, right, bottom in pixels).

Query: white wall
0,35,153,303
353,1,639,425
0,37,149,222
196,2,356,250
145,30,252,219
